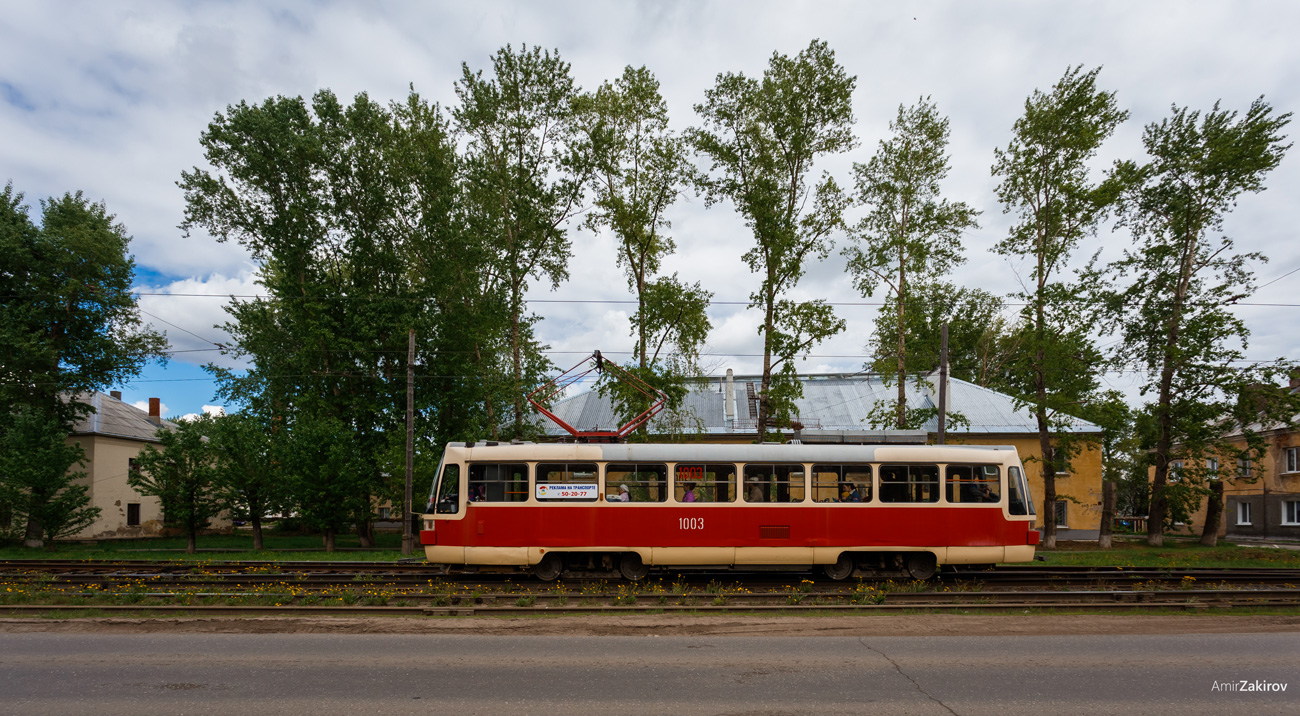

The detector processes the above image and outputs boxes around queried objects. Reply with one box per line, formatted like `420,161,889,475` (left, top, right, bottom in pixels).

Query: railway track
3,560,1299,588
1,560,1298,615
1,588,1297,617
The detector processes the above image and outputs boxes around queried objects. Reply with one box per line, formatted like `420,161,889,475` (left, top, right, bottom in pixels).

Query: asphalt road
1,632,1296,715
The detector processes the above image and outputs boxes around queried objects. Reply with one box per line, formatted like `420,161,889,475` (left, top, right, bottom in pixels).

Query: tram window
879,464,940,503
811,465,872,503
434,464,461,513
742,464,806,503
468,463,529,503
606,463,668,503
675,463,736,503
1008,466,1034,515
536,462,599,502
946,464,1001,504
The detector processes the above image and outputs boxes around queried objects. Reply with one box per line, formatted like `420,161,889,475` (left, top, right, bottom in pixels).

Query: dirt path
3,613,1299,637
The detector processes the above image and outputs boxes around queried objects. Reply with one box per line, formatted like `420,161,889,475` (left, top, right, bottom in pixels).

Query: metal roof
541,372,1100,437
69,392,175,442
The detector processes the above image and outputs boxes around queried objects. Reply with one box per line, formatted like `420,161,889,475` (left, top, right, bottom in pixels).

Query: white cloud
5,0,1299,417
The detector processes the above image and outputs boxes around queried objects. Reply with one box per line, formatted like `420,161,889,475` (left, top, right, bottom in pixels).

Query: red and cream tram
420,442,1039,580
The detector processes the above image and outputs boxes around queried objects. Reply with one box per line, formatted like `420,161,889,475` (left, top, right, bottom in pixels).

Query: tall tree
208,411,285,550
1102,97,1296,546
992,66,1127,548
0,184,165,547
0,407,99,547
454,45,593,439
690,40,854,439
130,416,220,554
579,65,712,428
845,98,980,427
180,89,457,549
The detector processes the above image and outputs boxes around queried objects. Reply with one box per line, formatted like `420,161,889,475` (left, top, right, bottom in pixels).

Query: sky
3,0,1298,419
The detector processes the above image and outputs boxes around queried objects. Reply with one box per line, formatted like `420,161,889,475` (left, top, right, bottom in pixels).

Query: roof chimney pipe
724,369,736,429
110,390,122,401
148,397,161,425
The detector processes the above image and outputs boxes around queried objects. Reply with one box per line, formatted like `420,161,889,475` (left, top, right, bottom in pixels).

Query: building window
1285,447,1299,474
1238,458,1252,478
127,503,141,527
1284,501,1300,526
1206,457,1219,475
1237,502,1252,526
1054,500,1068,528
1167,460,1183,482
377,507,391,520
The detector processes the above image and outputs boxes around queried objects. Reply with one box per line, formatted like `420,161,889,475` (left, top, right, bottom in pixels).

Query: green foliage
0,183,165,546
992,66,1127,545
180,88,467,547
845,98,978,429
129,416,221,554
1076,390,1148,517
1101,96,1296,545
867,280,1015,390
455,44,592,438
579,65,712,431
206,411,286,549
0,407,100,545
690,39,855,438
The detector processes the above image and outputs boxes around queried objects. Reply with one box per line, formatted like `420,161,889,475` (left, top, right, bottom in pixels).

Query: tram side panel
425,502,1030,565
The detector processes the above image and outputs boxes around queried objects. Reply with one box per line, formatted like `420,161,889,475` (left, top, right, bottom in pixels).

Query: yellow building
1162,400,1300,539
545,371,1104,533
65,391,174,539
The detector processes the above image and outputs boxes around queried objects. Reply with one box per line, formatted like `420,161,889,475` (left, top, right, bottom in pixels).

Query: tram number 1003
678,517,705,530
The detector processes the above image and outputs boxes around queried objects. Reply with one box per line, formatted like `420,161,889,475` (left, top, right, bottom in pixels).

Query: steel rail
3,589,1298,617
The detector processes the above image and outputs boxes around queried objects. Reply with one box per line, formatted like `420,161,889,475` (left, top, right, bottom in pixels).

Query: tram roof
540,372,1101,438
445,441,1023,463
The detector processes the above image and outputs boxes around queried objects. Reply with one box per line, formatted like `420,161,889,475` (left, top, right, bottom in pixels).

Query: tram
419,441,1039,581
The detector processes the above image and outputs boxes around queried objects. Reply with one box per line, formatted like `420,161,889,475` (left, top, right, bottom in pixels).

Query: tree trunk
251,514,264,551
186,531,197,555
757,298,775,442
1036,406,1057,550
510,289,524,439
23,488,46,548
1098,481,1116,549
357,518,374,548
1200,480,1224,547
323,528,336,553
896,256,906,429
23,515,44,549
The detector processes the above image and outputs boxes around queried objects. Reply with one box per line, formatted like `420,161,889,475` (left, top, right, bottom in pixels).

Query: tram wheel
822,554,855,581
618,553,650,581
904,552,937,580
532,553,563,582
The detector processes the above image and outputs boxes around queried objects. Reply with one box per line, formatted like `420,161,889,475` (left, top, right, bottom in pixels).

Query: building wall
1164,428,1300,539
68,434,166,539
950,434,1104,532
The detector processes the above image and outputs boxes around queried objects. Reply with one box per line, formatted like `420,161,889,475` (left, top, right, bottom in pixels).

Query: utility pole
402,328,415,556
937,323,948,445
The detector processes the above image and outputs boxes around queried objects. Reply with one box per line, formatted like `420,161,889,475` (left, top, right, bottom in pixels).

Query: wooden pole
937,323,948,445
402,328,415,556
